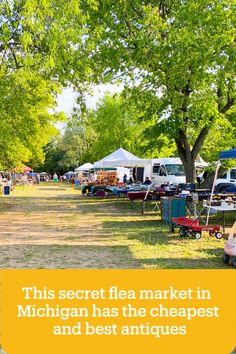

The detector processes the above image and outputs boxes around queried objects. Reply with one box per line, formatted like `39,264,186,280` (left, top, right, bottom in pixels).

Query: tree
0,0,104,168
41,119,92,174
0,0,91,85
0,69,65,169
72,93,171,162
42,92,174,172
81,0,236,182
79,93,149,161
0,0,94,168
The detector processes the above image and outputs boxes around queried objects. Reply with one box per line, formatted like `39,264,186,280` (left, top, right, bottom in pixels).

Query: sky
56,83,123,115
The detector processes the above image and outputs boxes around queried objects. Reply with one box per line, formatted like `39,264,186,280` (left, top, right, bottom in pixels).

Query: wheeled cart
171,217,223,240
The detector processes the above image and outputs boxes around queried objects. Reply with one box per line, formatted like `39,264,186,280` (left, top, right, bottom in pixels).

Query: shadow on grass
196,247,224,256
0,244,140,269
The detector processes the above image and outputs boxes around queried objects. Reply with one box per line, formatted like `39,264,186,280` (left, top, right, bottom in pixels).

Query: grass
0,182,234,269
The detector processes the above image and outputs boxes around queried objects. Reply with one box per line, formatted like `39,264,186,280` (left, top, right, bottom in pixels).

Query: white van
143,158,186,185
215,168,236,191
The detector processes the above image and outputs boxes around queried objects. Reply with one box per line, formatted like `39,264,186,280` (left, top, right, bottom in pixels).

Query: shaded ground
0,184,232,269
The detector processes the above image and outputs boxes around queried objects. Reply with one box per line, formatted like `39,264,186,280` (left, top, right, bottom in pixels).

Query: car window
159,166,167,176
230,169,236,179
153,164,160,175
165,164,185,176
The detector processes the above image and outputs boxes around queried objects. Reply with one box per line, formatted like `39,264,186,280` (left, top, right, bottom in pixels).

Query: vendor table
107,186,144,198
82,185,112,195
205,205,236,233
127,191,150,201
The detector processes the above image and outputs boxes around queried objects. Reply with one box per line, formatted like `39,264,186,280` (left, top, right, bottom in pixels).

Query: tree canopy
0,0,91,168
0,0,91,84
80,0,236,181
42,92,175,173
0,69,65,169
1,0,236,174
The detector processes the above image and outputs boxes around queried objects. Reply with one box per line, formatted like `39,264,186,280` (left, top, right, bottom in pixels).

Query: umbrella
23,166,33,172
12,165,33,173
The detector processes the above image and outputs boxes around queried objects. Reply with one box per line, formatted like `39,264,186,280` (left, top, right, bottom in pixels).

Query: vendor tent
207,147,236,224
94,148,148,168
219,148,236,160
64,171,75,176
195,155,208,168
75,163,94,172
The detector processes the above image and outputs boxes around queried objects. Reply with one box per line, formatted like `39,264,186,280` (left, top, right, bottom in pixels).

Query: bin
161,197,186,225
3,185,10,196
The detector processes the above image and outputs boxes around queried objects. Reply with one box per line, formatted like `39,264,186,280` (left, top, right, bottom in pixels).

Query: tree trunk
182,159,195,183
175,131,195,183
175,126,211,184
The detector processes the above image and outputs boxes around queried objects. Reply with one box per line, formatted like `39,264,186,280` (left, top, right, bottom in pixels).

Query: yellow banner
0,270,235,354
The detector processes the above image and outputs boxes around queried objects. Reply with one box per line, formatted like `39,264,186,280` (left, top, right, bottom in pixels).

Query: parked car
215,168,236,192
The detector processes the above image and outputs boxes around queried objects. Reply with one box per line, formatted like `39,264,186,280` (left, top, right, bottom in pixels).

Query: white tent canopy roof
64,171,76,175
94,148,148,168
75,163,94,172
195,155,208,167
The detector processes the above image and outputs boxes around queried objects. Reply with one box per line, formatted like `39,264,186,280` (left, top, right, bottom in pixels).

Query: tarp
219,148,236,160
94,148,148,168
75,163,94,171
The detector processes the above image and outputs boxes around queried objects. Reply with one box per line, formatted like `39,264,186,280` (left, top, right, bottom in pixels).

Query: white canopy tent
195,155,208,168
75,163,94,172
94,148,148,168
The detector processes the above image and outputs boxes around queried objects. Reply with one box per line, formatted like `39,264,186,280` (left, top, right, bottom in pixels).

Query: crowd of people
123,174,152,185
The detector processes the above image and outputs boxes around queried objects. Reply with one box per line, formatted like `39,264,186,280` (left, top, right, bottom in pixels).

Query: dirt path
0,184,141,268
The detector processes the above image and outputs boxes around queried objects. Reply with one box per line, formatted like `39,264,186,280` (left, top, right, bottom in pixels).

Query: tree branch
191,126,210,160
220,97,234,114
10,47,22,69
130,3,143,19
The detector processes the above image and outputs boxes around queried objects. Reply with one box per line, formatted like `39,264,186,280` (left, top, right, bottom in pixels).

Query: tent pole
206,160,221,225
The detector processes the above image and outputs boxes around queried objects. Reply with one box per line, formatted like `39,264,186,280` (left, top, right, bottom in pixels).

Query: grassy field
0,183,234,269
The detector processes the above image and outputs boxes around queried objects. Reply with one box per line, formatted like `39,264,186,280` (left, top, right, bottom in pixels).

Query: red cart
171,217,223,239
